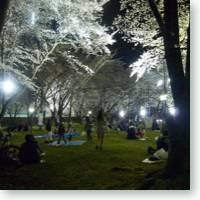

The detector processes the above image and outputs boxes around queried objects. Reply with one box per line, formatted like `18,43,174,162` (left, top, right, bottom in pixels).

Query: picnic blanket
142,158,163,164
48,140,86,146
142,148,168,164
34,133,80,139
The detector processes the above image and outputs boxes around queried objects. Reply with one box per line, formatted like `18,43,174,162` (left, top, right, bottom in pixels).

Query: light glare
2,80,15,94
160,94,167,101
119,110,125,118
157,79,163,87
29,107,35,113
88,111,92,115
169,107,176,116
140,107,146,117
31,12,36,25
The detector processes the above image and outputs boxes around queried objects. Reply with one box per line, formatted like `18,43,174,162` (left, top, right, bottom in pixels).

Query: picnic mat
34,133,80,139
139,138,146,141
48,140,86,146
142,158,163,164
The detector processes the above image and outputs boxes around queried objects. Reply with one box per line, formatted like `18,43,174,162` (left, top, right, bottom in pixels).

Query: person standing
57,123,67,144
46,119,53,143
96,109,105,151
85,117,93,142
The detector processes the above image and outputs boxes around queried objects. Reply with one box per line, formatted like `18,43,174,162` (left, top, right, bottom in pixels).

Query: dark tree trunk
162,0,189,181
58,107,63,124
148,0,190,184
0,0,9,35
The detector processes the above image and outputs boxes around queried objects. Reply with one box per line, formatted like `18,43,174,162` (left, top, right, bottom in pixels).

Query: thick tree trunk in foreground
148,0,190,183
163,0,189,180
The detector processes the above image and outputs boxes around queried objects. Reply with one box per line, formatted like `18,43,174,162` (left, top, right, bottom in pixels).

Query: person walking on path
96,108,105,151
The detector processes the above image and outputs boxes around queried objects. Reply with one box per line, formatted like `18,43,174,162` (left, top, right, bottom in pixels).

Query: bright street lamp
2,80,15,94
119,110,125,118
169,107,177,116
88,111,92,115
29,107,35,114
140,107,146,117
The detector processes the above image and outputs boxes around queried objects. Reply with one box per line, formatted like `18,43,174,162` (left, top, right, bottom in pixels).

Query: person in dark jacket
19,134,44,164
127,123,137,139
57,123,67,144
85,117,93,142
147,130,169,155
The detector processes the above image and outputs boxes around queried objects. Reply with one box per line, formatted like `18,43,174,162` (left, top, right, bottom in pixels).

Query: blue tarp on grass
48,140,86,146
34,133,80,139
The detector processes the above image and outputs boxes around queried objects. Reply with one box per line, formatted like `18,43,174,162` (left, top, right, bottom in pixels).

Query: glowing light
157,79,163,87
31,12,36,25
140,107,146,117
167,78,171,83
29,107,35,113
88,111,92,115
2,80,15,94
156,119,163,123
119,110,125,118
169,107,176,116
160,94,167,101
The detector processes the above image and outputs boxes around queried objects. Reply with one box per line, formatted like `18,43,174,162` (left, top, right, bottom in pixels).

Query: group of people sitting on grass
126,122,145,140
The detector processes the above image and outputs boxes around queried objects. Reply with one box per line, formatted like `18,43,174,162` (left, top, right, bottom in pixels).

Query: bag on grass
153,148,168,160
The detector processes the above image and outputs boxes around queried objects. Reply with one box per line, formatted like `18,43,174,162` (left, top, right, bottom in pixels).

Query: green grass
0,124,165,190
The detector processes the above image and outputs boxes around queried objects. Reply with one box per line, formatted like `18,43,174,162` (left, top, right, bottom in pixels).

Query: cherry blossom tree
0,0,115,120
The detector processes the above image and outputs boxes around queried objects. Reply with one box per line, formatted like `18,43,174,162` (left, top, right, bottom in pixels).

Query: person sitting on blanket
147,129,169,161
126,122,137,139
19,134,45,164
57,123,67,144
136,128,145,138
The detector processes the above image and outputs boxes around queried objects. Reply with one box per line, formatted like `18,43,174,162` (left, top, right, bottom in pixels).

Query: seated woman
136,128,145,138
147,130,169,155
19,134,45,164
126,123,137,139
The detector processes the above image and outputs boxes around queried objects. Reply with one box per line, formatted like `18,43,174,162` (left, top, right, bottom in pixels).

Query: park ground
0,124,168,190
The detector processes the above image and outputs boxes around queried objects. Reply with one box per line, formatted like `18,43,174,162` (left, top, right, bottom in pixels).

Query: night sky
102,0,143,67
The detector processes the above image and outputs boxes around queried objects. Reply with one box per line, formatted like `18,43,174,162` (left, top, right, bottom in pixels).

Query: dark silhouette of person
85,117,93,142
57,123,67,144
127,123,137,139
19,134,43,164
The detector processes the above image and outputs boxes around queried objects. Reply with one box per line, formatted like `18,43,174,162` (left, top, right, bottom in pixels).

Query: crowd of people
0,108,169,166
126,122,146,140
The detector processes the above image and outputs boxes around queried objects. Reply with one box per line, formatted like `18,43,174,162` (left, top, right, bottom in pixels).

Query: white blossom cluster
113,0,189,80
0,0,115,89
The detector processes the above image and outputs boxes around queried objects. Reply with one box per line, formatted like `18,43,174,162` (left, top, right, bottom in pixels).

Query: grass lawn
0,124,165,190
